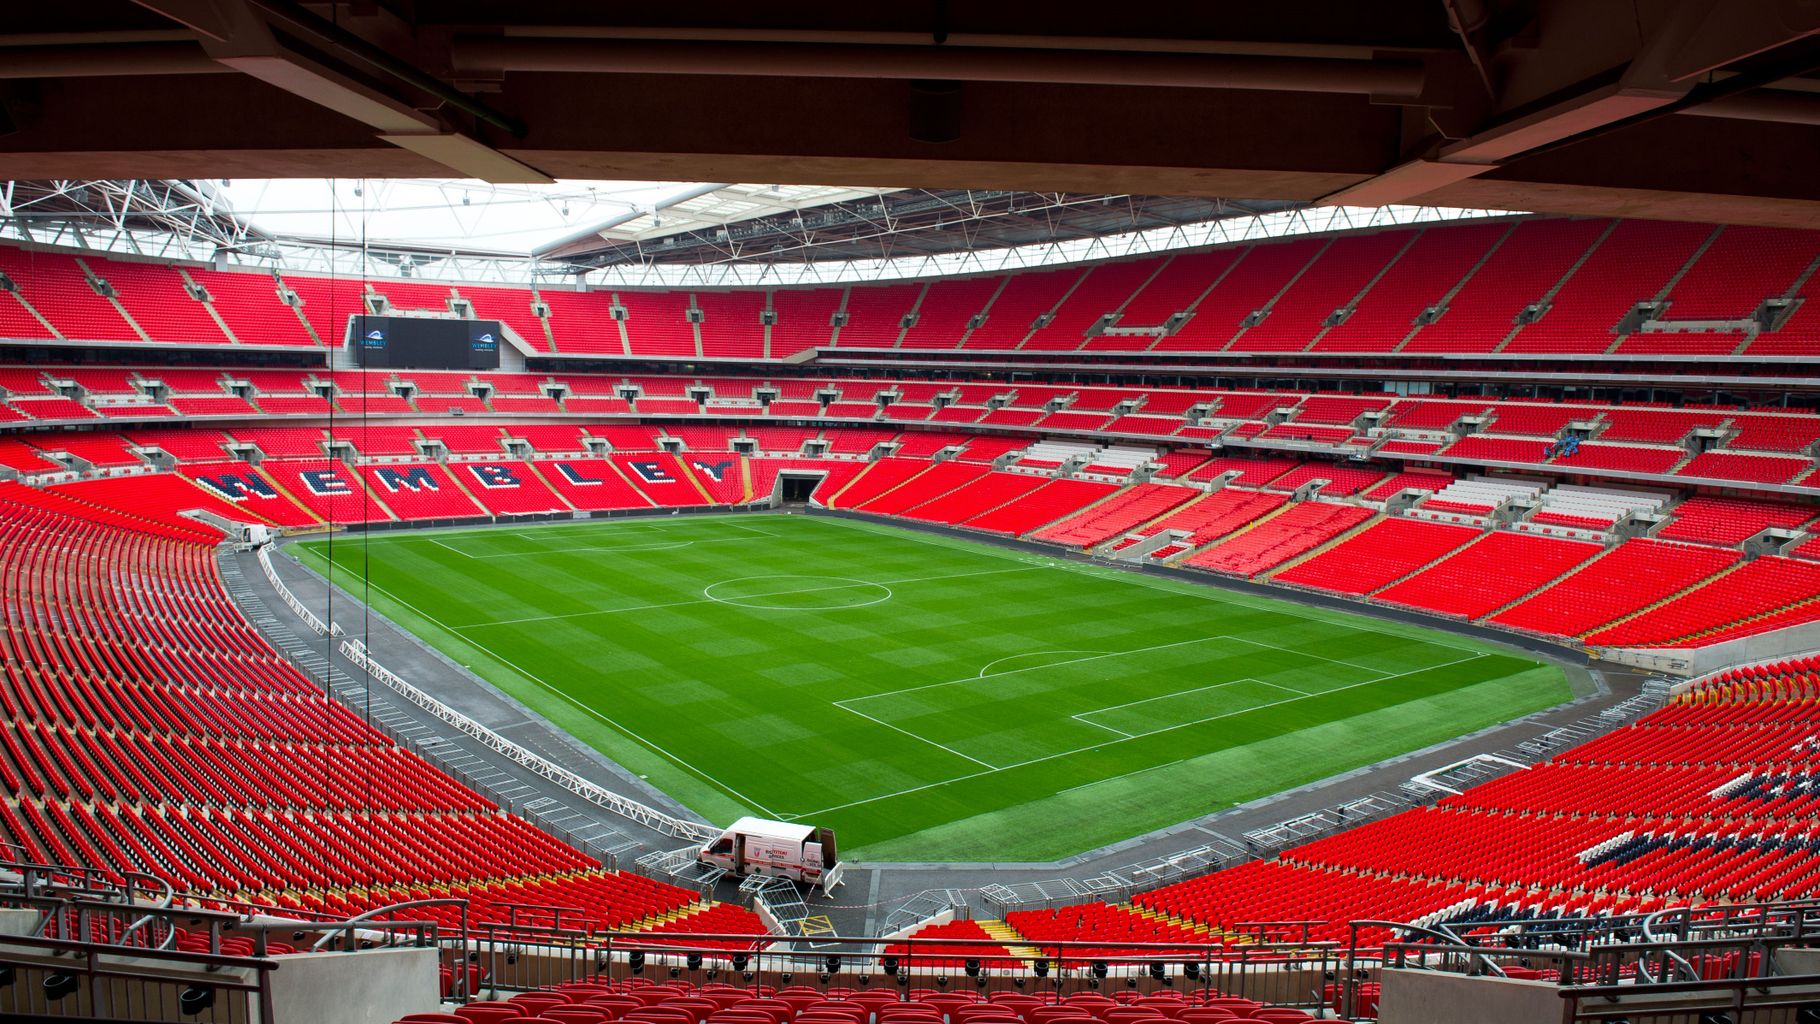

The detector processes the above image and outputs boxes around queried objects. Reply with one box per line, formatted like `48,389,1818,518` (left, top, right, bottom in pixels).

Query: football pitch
293,513,1571,861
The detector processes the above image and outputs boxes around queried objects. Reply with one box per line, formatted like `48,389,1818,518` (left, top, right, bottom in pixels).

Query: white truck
696,817,845,892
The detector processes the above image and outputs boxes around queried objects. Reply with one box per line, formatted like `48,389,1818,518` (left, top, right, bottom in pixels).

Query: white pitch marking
974,650,1104,679
788,651,1491,820
460,565,1039,628
832,702,998,770
1059,758,1187,796
818,514,1488,657
702,575,893,611
343,574,787,818
843,635,1231,709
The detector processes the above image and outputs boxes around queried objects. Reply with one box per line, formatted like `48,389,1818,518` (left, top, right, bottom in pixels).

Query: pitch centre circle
702,574,893,610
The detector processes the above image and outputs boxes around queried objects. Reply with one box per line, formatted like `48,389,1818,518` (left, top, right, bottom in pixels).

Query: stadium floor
293,512,1570,861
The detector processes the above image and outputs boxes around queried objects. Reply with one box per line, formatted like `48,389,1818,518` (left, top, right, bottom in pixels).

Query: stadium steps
1258,510,1384,578
178,266,244,345
889,282,930,349
689,293,705,358
955,274,1012,348
440,460,493,512
1303,227,1424,353
348,470,404,522
245,466,329,526
75,255,154,344
665,459,721,505
1364,524,1494,598
974,918,1046,959
1394,220,1521,353
1492,217,1620,354
1125,903,1224,941
271,272,326,346
1165,499,1298,564
1015,268,1089,350
820,458,883,507
1475,540,1623,621
1571,557,1754,639
1221,235,1334,352
1013,481,1135,539
172,472,293,528
607,292,632,356
1603,223,1724,355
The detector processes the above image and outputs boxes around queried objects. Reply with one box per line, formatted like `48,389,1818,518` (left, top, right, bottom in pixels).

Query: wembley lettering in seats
298,469,355,495
689,458,735,483
194,472,278,502
553,462,603,486
373,466,438,492
624,460,674,484
468,464,521,489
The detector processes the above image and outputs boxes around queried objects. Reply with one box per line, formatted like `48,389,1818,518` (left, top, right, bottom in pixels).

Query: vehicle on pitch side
698,817,844,891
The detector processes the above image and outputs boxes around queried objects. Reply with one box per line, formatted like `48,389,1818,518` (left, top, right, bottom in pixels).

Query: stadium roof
0,177,1506,287
6,3,1820,227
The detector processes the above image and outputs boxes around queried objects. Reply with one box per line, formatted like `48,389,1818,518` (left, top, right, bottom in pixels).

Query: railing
470,929,1346,1012
256,542,328,635
337,637,721,844
0,930,279,1024
1559,972,1820,1023
1339,896,1820,1021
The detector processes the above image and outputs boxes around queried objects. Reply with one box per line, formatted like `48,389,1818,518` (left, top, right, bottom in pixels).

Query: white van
697,817,844,891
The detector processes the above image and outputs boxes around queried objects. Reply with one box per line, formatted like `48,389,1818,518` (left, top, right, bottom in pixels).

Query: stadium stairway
1257,511,1384,579
1167,498,1297,565
1474,539,1620,620
1573,556,1754,639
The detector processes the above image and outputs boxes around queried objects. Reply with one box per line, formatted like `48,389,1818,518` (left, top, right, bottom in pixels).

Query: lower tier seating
1182,503,1374,578
1488,538,1739,637
0,489,762,941
1008,655,1820,951
1270,518,1479,595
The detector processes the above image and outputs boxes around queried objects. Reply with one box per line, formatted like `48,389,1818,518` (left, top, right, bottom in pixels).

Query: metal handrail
308,896,468,952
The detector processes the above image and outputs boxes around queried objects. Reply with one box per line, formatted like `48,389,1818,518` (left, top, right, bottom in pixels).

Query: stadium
2,3,1820,1022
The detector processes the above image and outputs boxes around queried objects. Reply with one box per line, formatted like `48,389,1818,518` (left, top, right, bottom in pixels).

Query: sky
211,178,698,253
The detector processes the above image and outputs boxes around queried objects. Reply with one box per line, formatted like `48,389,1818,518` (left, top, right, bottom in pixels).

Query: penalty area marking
794,647,1492,821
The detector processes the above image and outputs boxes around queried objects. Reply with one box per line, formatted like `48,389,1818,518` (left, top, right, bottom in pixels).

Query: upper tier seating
2,216,1817,359
1504,220,1713,354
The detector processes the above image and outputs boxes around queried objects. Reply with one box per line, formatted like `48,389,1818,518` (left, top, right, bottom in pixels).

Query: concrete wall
267,946,441,1024
0,908,39,935
1377,968,1561,1024
1776,947,1820,974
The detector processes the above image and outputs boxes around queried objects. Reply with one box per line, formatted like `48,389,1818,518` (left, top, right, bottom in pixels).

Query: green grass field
293,513,1570,862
